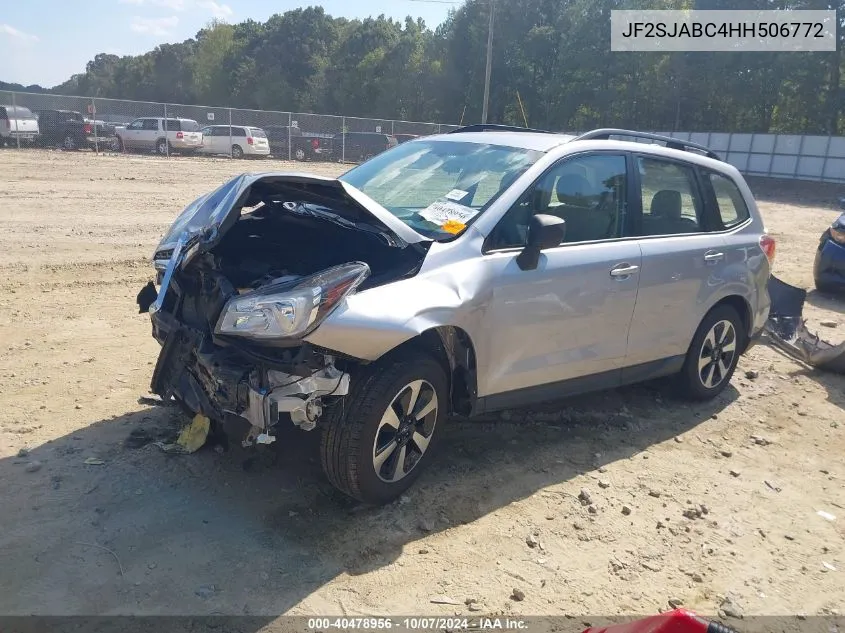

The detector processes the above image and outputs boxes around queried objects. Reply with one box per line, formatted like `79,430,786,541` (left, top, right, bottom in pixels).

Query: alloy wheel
697,319,737,389
372,379,438,483
63,135,76,150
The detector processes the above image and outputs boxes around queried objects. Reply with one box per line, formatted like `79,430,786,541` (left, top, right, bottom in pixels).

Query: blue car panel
813,212,845,293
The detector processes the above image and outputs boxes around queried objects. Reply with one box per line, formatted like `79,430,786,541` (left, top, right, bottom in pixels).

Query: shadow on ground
0,377,739,621
806,289,845,312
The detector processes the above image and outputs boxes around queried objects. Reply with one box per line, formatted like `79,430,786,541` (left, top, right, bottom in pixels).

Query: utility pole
481,0,494,124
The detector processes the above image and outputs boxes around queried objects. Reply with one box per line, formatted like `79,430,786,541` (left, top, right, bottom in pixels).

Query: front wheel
320,352,447,505
677,305,744,400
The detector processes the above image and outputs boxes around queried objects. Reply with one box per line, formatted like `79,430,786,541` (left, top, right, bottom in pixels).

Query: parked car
264,125,333,161
334,132,398,161
114,117,203,155
137,126,773,504
197,125,270,159
35,109,117,150
0,105,39,146
394,134,420,144
813,196,845,294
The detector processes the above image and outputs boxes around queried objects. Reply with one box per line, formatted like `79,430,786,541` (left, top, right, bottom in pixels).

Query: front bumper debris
763,275,845,374
243,364,350,433
148,315,351,443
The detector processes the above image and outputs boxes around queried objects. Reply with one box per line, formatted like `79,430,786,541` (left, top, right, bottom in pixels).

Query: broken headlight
215,262,370,340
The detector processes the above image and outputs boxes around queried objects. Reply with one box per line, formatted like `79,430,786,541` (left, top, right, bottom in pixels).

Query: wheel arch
374,326,478,417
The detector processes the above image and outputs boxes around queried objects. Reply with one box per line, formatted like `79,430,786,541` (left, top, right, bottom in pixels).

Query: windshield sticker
441,219,466,235
445,188,470,202
419,199,478,227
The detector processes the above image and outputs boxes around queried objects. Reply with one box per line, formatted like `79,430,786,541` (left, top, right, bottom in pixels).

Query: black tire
156,138,170,156
114,136,124,152
320,352,448,505
231,144,244,159
678,304,744,400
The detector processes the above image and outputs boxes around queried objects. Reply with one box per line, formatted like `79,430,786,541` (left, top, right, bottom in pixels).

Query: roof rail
448,123,555,135
573,128,721,161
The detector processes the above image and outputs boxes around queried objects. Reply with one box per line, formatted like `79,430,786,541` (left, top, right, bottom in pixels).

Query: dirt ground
0,149,843,624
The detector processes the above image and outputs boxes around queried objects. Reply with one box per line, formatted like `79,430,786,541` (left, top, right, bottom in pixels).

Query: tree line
4,0,844,134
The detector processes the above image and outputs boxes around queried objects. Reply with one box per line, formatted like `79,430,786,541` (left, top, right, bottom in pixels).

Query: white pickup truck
114,117,203,155
0,105,40,146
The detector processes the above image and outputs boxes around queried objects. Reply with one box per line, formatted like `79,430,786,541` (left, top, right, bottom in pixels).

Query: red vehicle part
582,610,737,633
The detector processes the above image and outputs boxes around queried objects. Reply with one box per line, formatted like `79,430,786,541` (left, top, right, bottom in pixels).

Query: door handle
610,264,640,278
704,251,725,264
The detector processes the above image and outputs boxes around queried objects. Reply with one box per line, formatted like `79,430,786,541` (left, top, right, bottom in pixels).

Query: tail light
247,137,254,145
311,139,319,150
760,234,776,264
83,123,92,134
176,131,184,139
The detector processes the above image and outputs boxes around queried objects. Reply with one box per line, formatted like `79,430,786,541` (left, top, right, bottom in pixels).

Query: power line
406,0,494,124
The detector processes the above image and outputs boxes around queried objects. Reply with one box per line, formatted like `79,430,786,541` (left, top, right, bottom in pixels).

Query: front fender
304,276,474,361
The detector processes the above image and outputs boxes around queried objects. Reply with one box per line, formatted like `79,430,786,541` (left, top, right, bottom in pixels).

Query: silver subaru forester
138,126,774,504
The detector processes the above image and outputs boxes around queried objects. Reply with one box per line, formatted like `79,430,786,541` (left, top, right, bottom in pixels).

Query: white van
198,125,270,158
0,105,40,146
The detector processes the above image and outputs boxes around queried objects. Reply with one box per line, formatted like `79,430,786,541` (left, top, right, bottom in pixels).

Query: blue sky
0,0,456,88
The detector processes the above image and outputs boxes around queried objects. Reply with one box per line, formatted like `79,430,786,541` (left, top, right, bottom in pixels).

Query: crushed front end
136,173,428,446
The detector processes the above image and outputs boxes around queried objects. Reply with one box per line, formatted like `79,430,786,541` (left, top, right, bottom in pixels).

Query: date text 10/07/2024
307,617,530,630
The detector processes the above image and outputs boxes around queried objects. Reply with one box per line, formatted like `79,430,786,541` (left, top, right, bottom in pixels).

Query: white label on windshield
445,188,469,201
419,199,478,226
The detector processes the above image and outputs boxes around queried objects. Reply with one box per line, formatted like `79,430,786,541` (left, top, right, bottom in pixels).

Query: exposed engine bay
138,177,429,445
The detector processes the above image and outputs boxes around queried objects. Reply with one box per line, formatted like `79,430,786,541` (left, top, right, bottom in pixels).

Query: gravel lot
0,149,843,623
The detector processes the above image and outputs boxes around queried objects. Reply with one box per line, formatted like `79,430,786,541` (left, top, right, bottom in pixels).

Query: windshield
249,128,267,138
339,139,542,239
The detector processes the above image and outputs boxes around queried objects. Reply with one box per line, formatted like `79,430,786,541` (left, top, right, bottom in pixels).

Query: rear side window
163,119,181,131
2,106,35,119
706,172,750,228
233,127,246,137
637,157,702,236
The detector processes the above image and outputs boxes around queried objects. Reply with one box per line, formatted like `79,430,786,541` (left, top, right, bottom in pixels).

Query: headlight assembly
215,262,370,340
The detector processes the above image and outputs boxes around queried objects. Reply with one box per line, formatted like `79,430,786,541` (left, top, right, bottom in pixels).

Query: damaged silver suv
138,126,774,504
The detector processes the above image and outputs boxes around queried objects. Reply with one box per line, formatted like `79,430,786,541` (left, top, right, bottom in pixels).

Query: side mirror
516,214,566,271
838,197,845,211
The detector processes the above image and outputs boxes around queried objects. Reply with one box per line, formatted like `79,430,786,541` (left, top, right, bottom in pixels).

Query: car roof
425,130,736,174
425,131,576,152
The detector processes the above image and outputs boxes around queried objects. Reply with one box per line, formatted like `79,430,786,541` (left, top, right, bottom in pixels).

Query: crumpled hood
154,172,431,258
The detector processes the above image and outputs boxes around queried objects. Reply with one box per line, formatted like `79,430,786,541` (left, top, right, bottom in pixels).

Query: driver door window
489,153,628,249
128,120,144,130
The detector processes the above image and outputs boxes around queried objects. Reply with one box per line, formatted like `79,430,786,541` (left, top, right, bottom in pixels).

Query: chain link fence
3,90,842,182
0,90,459,164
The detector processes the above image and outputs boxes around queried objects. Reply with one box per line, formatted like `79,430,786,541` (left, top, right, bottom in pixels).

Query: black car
813,197,845,294
334,132,398,162
264,126,333,161
36,110,116,150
